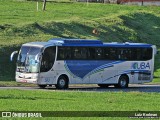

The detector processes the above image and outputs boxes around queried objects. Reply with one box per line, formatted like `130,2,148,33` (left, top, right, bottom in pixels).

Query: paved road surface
0,84,160,92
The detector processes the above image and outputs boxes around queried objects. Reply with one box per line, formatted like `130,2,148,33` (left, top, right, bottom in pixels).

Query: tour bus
10,38,157,89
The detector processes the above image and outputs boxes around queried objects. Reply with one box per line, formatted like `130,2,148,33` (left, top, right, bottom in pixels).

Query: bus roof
48,38,103,45
22,38,153,48
48,38,152,47
23,42,52,48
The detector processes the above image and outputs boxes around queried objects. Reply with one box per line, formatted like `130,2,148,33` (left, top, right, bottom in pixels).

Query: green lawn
0,87,160,119
0,89,160,117
1,1,159,25
0,89,160,119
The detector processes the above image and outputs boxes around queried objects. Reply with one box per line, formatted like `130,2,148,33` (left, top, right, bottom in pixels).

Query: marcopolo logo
132,62,150,70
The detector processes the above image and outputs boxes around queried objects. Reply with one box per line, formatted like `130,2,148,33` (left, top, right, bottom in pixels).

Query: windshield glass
17,46,41,73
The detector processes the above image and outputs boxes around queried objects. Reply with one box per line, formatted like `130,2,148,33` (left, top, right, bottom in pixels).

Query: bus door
38,46,56,85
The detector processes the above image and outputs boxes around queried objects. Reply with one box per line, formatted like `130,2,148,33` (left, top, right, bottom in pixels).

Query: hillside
0,0,160,80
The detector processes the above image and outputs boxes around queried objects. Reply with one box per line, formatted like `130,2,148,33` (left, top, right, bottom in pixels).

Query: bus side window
73,47,81,59
88,48,95,59
117,48,131,60
57,47,65,60
109,48,117,60
81,48,88,59
136,48,142,60
103,48,110,60
72,47,88,60
130,48,137,60
64,47,72,60
142,48,152,60
95,48,103,59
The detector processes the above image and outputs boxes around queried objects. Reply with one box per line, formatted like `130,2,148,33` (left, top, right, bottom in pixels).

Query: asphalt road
0,84,160,92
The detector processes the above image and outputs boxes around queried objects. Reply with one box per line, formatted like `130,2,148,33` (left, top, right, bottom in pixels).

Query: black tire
55,76,68,89
98,84,109,88
115,75,129,88
38,85,47,89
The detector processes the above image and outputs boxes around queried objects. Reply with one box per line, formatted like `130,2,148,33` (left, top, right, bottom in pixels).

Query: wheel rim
59,79,65,87
120,78,126,87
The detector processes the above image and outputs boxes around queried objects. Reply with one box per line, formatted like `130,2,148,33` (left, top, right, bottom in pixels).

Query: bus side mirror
10,51,18,62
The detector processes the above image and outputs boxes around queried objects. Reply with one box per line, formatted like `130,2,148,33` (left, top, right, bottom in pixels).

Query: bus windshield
17,46,41,73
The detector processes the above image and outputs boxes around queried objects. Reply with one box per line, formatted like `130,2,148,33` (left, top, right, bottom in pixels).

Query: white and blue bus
11,38,157,89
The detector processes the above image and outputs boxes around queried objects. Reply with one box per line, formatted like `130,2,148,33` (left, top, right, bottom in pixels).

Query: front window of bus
17,46,41,73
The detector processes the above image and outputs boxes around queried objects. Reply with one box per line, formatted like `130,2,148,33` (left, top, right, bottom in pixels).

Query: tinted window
131,48,152,61
95,48,103,59
58,47,88,60
104,48,117,60
88,48,95,59
57,46,152,61
141,48,152,60
58,47,71,60
117,48,132,60
40,46,56,72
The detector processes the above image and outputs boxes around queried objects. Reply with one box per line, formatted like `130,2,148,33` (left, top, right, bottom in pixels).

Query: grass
0,1,157,25
0,1,160,81
0,81,36,87
0,89,160,120
0,86,160,119
0,89,160,111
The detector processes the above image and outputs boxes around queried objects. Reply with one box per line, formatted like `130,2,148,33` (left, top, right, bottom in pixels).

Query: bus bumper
15,72,38,84
16,78,38,84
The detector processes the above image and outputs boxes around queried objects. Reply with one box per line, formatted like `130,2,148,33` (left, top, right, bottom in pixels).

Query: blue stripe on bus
122,70,151,74
64,60,125,79
102,70,151,82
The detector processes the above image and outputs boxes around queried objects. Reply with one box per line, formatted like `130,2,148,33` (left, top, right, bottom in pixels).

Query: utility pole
37,1,39,11
142,0,144,6
42,0,47,11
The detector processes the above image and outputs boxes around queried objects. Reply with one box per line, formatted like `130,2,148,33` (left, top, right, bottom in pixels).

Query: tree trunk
42,0,47,11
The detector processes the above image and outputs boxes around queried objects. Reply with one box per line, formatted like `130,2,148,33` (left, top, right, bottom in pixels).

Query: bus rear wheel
55,76,68,89
115,75,129,88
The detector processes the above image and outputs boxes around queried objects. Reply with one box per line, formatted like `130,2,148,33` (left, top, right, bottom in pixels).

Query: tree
42,0,47,11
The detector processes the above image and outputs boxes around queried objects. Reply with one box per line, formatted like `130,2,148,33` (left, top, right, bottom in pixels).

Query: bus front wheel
115,75,129,88
55,76,68,89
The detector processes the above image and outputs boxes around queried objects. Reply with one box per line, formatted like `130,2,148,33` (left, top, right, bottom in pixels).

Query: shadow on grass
120,13,160,46
0,45,20,81
97,13,160,46
0,95,75,101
